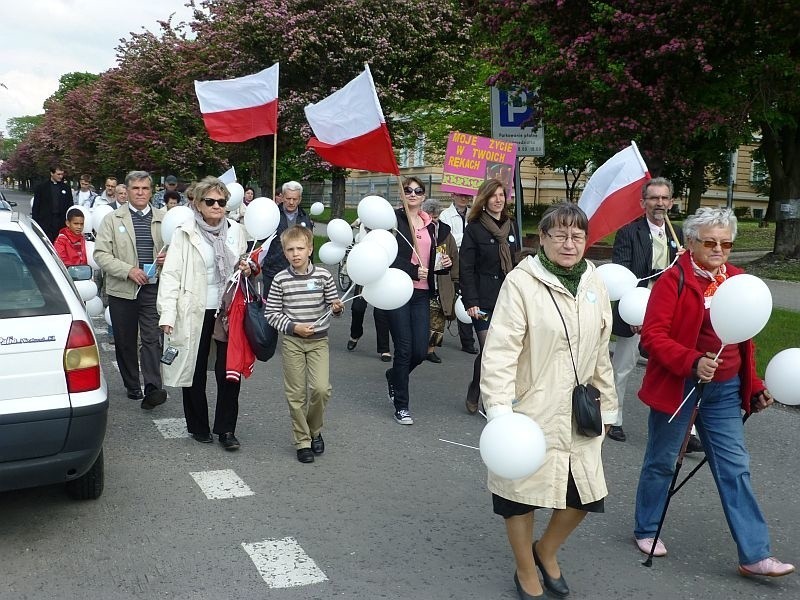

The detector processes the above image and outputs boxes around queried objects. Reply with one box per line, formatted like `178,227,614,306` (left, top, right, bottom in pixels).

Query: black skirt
493,470,605,518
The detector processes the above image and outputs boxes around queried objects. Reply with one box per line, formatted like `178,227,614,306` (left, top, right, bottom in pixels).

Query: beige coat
156,217,247,387
481,255,617,508
93,204,166,299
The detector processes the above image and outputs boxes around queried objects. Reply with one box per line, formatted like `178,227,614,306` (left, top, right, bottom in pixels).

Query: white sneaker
394,409,413,425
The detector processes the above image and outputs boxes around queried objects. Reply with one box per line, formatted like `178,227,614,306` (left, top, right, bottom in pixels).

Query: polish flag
304,65,400,175
578,142,650,247
194,64,279,143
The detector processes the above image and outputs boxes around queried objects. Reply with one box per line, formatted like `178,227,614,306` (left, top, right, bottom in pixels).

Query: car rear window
0,231,70,317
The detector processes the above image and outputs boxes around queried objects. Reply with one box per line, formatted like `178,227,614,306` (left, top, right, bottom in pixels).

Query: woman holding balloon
634,207,794,577
482,202,617,599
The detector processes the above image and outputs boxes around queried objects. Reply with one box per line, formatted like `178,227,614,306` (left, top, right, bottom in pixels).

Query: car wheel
66,449,104,500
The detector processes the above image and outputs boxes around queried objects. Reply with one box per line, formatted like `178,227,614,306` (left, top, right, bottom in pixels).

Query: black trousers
182,309,241,435
108,284,162,393
350,294,391,354
457,319,476,349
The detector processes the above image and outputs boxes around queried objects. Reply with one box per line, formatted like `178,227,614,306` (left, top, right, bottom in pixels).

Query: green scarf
538,248,587,297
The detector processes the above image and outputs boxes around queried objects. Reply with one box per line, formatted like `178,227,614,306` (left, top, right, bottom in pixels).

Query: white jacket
438,203,468,248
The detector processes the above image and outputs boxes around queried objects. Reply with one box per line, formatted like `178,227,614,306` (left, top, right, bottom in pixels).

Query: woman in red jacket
634,207,793,578
54,207,88,266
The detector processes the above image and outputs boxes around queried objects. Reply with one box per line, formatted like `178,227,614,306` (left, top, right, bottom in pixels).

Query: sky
0,0,197,135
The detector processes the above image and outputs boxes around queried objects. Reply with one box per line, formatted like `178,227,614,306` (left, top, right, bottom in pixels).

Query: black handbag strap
545,286,580,386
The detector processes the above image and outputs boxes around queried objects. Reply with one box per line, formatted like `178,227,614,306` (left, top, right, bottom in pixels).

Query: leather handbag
546,287,603,437
242,278,278,362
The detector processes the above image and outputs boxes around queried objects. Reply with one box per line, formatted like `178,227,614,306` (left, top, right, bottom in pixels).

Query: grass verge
754,308,800,376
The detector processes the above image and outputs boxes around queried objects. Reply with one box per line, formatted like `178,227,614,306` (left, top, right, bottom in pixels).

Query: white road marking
111,360,119,372
190,469,254,499
153,418,189,439
439,438,479,450
242,537,328,588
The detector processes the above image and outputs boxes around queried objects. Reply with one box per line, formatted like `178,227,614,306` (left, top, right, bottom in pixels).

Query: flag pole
664,214,682,250
272,133,278,200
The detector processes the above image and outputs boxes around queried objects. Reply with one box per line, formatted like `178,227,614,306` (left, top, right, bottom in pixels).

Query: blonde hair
280,224,313,248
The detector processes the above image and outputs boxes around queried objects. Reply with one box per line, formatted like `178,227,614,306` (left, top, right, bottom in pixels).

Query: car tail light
64,320,101,393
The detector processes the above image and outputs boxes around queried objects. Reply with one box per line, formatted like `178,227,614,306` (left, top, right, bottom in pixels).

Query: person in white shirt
73,174,98,207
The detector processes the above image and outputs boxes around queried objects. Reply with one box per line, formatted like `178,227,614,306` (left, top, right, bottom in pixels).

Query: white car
0,209,108,499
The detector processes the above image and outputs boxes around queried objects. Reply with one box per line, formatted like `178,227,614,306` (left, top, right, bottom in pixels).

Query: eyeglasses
545,231,587,245
644,195,671,201
404,187,424,196
202,197,227,207
698,239,734,250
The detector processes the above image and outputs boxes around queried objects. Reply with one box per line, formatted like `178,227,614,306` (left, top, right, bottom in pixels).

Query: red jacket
53,227,87,266
638,252,764,415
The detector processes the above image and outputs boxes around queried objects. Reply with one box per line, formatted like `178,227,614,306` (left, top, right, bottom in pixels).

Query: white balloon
85,240,99,270
595,263,639,301
362,229,398,264
68,204,89,222
75,279,98,302
357,195,397,230
361,268,414,310
85,295,104,317
310,202,325,216
318,242,347,265
480,412,547,480
346,241,389,285
104,306,112,327
160,205,193,245
454,296,472,324
225,182,244,211
765,348,800,406
327,218,353,246
710,274,772,345
244,197,280,239
618,287,651,327
91,204,114,233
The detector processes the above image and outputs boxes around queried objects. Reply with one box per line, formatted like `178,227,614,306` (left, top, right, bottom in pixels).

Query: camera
160,346,179,365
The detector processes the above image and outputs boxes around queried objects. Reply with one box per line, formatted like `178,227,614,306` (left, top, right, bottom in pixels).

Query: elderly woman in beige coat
482,202,617,600
157,176,251,451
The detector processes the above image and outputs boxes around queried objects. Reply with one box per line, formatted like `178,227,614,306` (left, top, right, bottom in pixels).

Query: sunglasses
404,187,424,196
698,239,733,249
202,197,227,207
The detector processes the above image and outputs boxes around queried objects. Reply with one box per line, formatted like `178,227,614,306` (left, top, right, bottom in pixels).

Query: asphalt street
1,188,799,599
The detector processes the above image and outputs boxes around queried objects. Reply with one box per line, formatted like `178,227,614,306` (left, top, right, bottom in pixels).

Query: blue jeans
386,289,430,411
634,375,771,564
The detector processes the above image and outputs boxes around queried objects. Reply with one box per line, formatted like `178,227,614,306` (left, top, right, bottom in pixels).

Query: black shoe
385,368,396,404
141,388,167,409
127,388,144,400
311,434,325,455
465,381,480,415
514,571,544,599
686,434,704,454
380,353,392,362
297,448,314,463
533,541,569,598
461,345,478,355
347,338,359,351
219,432,240,451
607,425,626,442
192,432,213,443
425,352,442,363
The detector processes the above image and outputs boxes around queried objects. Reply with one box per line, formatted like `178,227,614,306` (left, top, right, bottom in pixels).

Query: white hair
683,207,738,241
282,181,303,195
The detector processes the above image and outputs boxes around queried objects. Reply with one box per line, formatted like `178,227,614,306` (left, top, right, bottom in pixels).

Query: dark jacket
611,216,682,337
259,206,313,281
390,208,450,291
32,178,73,242
458,215,521,313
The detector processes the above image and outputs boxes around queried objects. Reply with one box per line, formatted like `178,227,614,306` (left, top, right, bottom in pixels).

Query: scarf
193,209,237,307
479,211,513,275
538,248,587,297
690,254,727,301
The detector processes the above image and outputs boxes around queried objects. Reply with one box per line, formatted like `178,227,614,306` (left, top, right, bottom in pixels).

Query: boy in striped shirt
265,225,344,464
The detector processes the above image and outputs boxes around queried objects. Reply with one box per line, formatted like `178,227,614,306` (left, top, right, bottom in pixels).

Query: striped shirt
130,206,155,267
264,264,339,338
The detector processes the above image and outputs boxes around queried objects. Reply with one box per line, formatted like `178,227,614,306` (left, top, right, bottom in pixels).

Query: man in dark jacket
259,181,313,294
32,165,73,242
609,177,682,443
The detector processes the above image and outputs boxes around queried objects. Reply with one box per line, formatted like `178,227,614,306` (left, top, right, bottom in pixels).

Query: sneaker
686,434,704,454
385,368,396,404
635,537,667,557
738,556,795,578
607,425,626,442
394,409,414,425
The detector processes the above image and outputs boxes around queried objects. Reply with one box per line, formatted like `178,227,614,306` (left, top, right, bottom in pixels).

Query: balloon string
309,294,362,327
394,228,423,264
340,282,357,302
637,254,679,283
668,343,725,422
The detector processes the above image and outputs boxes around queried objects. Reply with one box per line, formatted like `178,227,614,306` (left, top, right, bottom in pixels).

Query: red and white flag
194,64,279,143
578,142,650,247
304,65,400,175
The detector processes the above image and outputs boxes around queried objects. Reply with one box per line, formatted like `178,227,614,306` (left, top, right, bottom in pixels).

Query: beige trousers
281,335,331,449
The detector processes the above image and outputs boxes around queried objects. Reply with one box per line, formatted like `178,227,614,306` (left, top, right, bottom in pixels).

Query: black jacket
611,216,683,337
458,215,521,313
32,178,73,242
389,208,450,291
260,206,313,280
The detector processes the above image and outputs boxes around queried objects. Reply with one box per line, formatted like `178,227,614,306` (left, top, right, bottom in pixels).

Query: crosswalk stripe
153,418,189,439
242,537,328,588
190,469,254,499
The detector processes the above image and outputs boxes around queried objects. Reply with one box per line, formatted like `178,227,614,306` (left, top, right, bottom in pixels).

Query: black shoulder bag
242,277,278,362
546,287,603,437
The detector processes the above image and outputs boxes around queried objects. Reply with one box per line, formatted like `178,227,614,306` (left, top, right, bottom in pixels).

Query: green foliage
46,72,101,106
754,308,800,376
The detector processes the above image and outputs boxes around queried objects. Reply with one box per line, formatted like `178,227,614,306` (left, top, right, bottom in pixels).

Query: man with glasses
93,176,118,208
258,181,313,294
94,170,168,409
608,177,687,445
